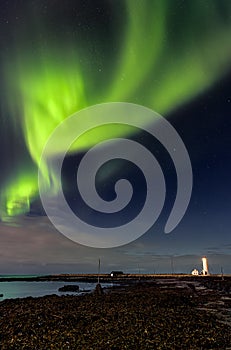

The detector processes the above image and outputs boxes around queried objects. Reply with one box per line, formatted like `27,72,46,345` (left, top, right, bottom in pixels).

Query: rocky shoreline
0,273,230,283
0,279,231,349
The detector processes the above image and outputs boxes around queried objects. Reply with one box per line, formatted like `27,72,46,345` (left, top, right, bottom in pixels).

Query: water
0,281,111,301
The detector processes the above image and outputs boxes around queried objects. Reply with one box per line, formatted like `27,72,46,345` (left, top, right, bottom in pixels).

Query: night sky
0,0,231,274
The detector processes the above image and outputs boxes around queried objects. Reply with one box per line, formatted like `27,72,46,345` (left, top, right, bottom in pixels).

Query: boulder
58,285,79,292
94,283,104,295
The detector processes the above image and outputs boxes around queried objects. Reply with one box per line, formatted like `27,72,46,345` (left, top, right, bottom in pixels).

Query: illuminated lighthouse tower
202,257,209,275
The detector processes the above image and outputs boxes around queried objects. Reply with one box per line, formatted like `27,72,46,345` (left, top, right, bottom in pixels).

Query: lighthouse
202,257,209,275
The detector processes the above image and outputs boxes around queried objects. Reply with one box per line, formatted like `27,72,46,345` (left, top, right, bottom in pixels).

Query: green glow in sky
1,172,37,220
1,0,231,218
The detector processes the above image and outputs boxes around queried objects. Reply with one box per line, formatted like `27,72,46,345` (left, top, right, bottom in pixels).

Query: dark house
110,271,123,277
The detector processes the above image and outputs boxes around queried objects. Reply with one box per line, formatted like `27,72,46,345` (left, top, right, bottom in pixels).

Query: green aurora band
1,0,231,220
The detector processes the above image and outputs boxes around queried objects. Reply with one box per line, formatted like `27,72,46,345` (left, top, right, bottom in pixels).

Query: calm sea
0,278,112,301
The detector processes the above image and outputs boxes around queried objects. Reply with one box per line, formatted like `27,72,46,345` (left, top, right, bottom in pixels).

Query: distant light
202,256,209,275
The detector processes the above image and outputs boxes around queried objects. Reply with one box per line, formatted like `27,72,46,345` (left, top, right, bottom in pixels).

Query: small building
110,271,123,277
191,269,199,276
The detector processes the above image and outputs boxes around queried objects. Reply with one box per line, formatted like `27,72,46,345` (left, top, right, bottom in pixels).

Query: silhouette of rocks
94,283,104,295
58,285,79,292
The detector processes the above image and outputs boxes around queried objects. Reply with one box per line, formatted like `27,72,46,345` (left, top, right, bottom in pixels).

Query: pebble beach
0,278,231,349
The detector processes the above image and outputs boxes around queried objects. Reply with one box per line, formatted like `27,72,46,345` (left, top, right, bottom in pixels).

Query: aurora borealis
0,1,231,273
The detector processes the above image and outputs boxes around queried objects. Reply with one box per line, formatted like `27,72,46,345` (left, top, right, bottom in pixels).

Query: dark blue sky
0,0,231,274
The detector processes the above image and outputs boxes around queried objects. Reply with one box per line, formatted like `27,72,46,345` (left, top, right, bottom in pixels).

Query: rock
94,283,104,295
58,285,79,292
1,282,231,348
